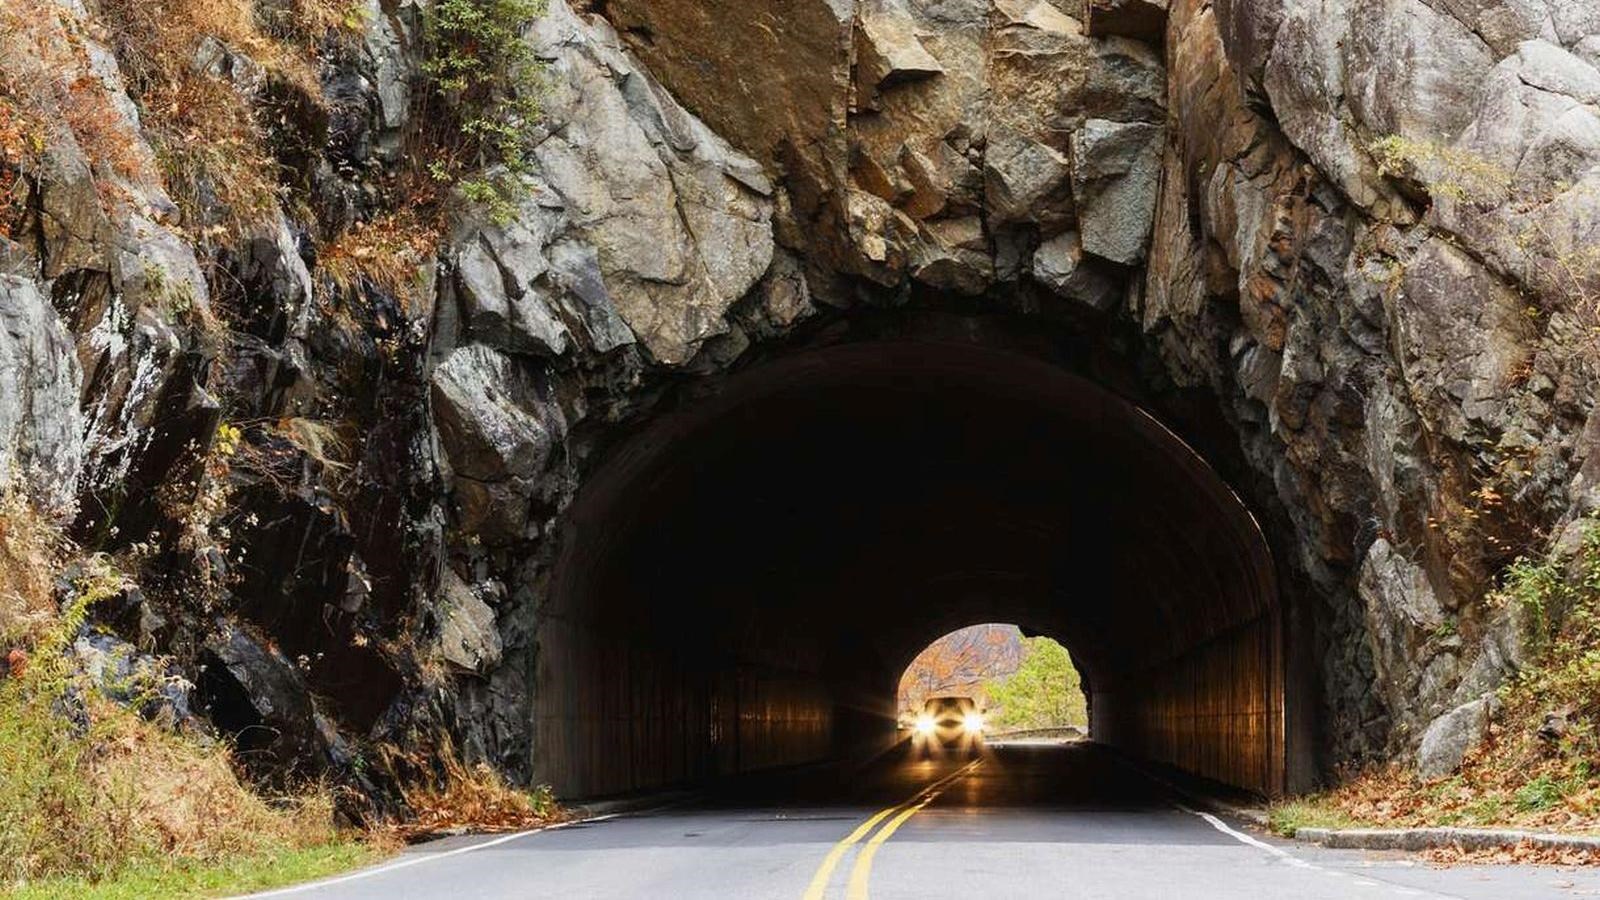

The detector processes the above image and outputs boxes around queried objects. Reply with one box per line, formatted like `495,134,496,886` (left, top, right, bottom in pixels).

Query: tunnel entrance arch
537,323,1290,799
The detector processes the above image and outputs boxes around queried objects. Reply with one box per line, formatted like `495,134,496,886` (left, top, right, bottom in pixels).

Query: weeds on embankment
0,490,375,897
1272,520,1600,839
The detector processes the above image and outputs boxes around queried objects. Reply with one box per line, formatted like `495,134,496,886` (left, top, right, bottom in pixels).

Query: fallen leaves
1421,840,1600,868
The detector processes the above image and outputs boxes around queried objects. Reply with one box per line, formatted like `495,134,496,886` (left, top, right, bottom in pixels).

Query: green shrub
1514,774,1567,812
420,0,547,223
981,637,1088,732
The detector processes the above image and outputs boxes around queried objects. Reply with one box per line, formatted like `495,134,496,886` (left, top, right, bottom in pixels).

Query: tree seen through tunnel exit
898,624,1087,734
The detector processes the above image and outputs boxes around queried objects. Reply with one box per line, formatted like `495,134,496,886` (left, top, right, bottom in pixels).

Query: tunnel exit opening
896,624,1088,742
537,319,1293,800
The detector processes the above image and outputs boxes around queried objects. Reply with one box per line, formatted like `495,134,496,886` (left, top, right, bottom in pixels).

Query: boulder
911,216,993,295
430,344,561,485
430,344,565,542
222,214,314,342
454,231,571,357
72,632,193,726
1084,36,1168,120
985,131,1076,228
1071,119,1164,264
855,0,945,109
1033,231,1121,311
1416,696,1498,779
199,621,323,773
1538,706,1574,744
435,569,504,675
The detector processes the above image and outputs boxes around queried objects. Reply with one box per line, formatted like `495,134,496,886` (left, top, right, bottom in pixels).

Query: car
908,695,986,754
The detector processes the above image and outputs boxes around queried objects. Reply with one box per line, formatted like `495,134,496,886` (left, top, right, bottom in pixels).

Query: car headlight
914,714,936,736
962,712,984,734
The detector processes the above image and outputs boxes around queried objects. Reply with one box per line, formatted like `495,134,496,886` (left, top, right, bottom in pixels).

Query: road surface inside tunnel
249,742,1597,899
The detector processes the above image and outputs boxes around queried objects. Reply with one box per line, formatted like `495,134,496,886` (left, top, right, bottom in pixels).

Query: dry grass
0,87,43,242
88,0,342,237
0,493,353,889
0,490,65,653
0,0,154,195
2,0,448,294
14,0,362,240
389,747,562,840
256,0,366,46
0,683,353,886
317,205,441,310
0,0,313,234
0,688,341,885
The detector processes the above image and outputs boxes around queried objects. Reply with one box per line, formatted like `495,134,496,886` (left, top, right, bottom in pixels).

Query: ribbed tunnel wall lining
1091,616,1283,793
537,329,1295,799
536,619,834,797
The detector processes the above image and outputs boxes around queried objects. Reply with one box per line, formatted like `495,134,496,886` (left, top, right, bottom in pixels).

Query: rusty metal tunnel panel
539,335,1291,799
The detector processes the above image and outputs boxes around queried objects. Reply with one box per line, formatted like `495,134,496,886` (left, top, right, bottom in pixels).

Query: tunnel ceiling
549,335,1277,690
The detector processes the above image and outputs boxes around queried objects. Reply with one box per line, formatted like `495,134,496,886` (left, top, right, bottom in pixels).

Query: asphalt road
251,742,1600,899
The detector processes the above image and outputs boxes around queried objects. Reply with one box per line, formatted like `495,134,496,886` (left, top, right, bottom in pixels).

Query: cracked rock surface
1,0,1596,799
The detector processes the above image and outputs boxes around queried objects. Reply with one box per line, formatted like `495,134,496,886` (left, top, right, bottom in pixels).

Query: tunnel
536,319,1293,800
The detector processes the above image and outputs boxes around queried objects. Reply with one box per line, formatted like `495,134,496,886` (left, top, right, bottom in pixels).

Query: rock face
1146,0,1600,756
2,0,1597,802
0,273,82,513
602,0,1166,298
448,1,777,367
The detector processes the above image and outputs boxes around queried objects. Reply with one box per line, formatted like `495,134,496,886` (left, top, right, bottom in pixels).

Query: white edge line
1177,804,1463,900
1177,803,1314,869
234,812,621,899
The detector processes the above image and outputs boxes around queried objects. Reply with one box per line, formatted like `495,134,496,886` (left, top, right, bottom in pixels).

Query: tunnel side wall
1089,615,1283,794
534,618,838,797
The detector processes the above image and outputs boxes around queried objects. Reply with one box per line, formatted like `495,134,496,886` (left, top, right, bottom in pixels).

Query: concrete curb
1291,825,1600,854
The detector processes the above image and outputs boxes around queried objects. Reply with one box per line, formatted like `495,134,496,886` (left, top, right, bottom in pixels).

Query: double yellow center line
801,759,981,900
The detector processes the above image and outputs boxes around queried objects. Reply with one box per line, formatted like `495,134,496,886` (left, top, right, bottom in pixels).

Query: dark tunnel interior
538,334,1290,799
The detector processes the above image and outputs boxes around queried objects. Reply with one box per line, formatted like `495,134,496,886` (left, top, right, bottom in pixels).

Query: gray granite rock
1416,695,1499,778
1072,119,1164,264
0,274,83,512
